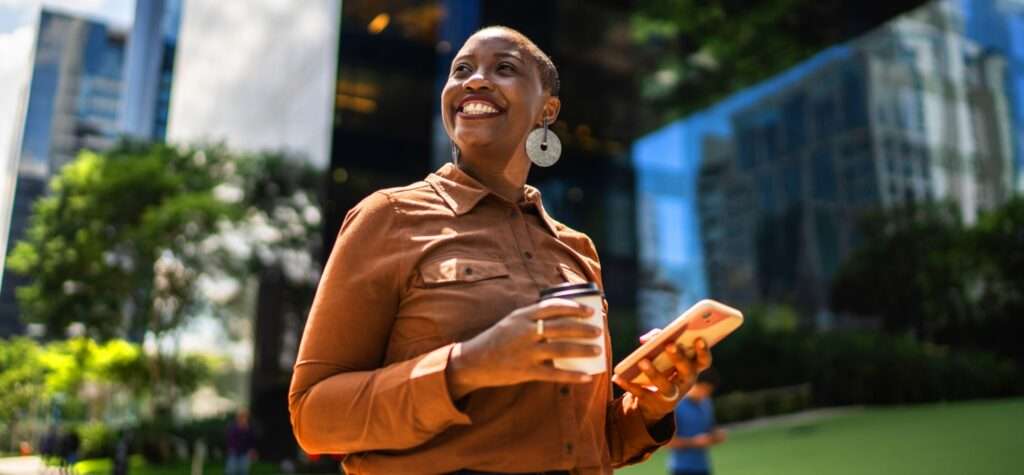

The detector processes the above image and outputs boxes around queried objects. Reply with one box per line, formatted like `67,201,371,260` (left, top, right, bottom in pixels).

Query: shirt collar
425,163,562,236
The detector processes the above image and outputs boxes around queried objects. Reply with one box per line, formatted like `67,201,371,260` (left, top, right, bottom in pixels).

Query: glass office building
634,0,1022,328
0,4,182,336
0,10,127,336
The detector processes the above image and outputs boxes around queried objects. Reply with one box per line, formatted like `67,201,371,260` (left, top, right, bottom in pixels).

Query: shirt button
464,267,473,275
565,442,574,454
524,251,533,259
560,386,569,396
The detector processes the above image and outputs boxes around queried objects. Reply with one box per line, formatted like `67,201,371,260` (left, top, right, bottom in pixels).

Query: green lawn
617,398,1023,475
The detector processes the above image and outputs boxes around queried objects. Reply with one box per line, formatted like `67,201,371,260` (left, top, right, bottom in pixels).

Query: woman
288,26,712,474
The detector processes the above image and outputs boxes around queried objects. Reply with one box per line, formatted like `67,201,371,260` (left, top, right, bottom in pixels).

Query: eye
452,63,472,75
497,62,516,73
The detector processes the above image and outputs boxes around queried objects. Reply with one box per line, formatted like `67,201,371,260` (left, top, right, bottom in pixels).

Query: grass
617,397,1024,475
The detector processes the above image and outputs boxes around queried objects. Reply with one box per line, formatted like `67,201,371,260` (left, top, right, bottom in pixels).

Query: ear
539,96,561,125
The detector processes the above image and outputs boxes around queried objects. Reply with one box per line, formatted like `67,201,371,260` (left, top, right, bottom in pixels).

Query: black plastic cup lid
539,282,602,300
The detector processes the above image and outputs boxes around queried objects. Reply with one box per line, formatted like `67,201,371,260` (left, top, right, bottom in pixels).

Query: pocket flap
420,256,510,285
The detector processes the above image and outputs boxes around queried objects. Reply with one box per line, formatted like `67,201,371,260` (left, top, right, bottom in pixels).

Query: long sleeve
287,192,471,455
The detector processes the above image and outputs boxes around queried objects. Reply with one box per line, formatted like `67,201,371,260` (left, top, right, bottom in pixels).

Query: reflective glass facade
635,0,1022,328
1,6,181,336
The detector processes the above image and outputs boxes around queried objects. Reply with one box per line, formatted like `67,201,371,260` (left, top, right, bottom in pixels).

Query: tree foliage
7,142,323,342
630,0,929,128
0,336,215,440
7,144,238,340
831,197,1024,364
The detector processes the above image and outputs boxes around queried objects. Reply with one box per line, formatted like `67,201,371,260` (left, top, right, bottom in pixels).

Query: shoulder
551,218,600,264
346,180,445,221
375,180,451,215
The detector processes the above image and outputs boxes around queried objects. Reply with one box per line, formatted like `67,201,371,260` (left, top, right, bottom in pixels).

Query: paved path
0,456,61,475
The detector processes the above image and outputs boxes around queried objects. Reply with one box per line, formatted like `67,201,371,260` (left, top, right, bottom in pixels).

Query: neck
457,145,531,203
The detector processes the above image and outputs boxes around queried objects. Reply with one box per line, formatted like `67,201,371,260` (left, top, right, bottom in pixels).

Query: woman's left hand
611,331,712,425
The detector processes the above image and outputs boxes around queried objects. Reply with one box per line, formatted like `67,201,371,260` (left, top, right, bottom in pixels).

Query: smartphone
613,299,743,386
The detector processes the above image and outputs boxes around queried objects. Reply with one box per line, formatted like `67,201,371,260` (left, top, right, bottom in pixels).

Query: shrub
712,319,1021,410
77,421,116,459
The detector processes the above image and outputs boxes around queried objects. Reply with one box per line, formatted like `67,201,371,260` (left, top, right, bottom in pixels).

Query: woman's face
441,31,555,154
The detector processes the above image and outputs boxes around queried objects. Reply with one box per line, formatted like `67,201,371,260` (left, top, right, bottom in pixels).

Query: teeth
462,102,499,115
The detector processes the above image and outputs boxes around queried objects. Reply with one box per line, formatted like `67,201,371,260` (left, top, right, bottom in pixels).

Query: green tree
969,196,1024,364
7,144,238,341
6,142,322,418
630,0,929,128
0,338,45,447
831,202,975,339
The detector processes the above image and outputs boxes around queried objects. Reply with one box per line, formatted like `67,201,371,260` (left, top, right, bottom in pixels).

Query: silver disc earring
526,118,561,167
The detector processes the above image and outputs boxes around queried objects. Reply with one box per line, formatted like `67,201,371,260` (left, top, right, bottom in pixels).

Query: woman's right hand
445,298,603,399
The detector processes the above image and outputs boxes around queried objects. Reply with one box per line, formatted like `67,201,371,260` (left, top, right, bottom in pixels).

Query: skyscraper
0,3,182,337
696,1,1016,324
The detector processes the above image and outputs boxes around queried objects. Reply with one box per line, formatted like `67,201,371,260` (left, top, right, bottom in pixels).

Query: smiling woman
287,26,713,475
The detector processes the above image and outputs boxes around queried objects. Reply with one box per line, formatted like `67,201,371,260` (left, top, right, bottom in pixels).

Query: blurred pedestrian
39,426,58,463
225,409,256,475
113,430,131,475
59,428,80,475
668,370,727,475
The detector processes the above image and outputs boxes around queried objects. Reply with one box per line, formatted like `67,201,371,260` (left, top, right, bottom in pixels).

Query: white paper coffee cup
538,282,607,375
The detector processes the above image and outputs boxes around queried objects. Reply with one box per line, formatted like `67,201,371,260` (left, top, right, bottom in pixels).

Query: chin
454,128,500,149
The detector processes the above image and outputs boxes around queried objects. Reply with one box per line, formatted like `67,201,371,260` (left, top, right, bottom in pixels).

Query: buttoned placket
505,204,544,294
506,202,581,467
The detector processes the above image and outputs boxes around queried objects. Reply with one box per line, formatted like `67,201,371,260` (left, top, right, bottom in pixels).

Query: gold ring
657,384,681,403
536,319,544,337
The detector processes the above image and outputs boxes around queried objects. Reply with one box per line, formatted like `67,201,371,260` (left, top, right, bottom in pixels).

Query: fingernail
639,360,651,370
581,374,593,382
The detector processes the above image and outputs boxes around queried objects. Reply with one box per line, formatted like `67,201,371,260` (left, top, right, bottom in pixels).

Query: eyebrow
452,51,525,64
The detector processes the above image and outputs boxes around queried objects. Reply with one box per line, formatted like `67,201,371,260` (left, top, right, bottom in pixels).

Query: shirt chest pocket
417,256,510,286
402,256,516,345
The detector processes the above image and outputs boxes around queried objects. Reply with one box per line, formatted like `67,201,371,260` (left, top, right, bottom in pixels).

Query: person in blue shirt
668,370,727,475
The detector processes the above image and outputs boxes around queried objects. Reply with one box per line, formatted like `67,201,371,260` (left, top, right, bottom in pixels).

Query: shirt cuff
408,343,473,432
618,398,676,466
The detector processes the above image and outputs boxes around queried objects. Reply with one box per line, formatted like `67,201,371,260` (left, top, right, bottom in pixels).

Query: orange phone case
613,299,743,386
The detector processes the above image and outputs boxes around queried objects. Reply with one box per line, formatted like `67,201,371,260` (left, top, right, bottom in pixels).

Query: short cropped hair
474,25,560,96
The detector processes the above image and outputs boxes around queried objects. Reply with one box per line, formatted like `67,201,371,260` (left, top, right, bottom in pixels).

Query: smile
457,99,503,119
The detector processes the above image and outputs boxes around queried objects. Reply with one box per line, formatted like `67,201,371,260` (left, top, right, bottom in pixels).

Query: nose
463,69,492,91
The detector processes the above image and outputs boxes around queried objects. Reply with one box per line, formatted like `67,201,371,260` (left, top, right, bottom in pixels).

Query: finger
529,299,593,320
638,359,676,397
694,338,712,371
638,328,661,343
665,344,695,384
540,319,603,339
531,366,593,384
612,374,654,399
535,341,603,360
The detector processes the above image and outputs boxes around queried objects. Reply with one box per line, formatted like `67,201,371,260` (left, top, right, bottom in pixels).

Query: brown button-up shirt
288,163,671,474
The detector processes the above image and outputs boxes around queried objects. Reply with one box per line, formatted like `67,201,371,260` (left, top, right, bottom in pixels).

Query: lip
455,95,504,120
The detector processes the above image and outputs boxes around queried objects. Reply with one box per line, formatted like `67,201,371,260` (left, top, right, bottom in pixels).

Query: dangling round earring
526,118,561,167
451,141,461,165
